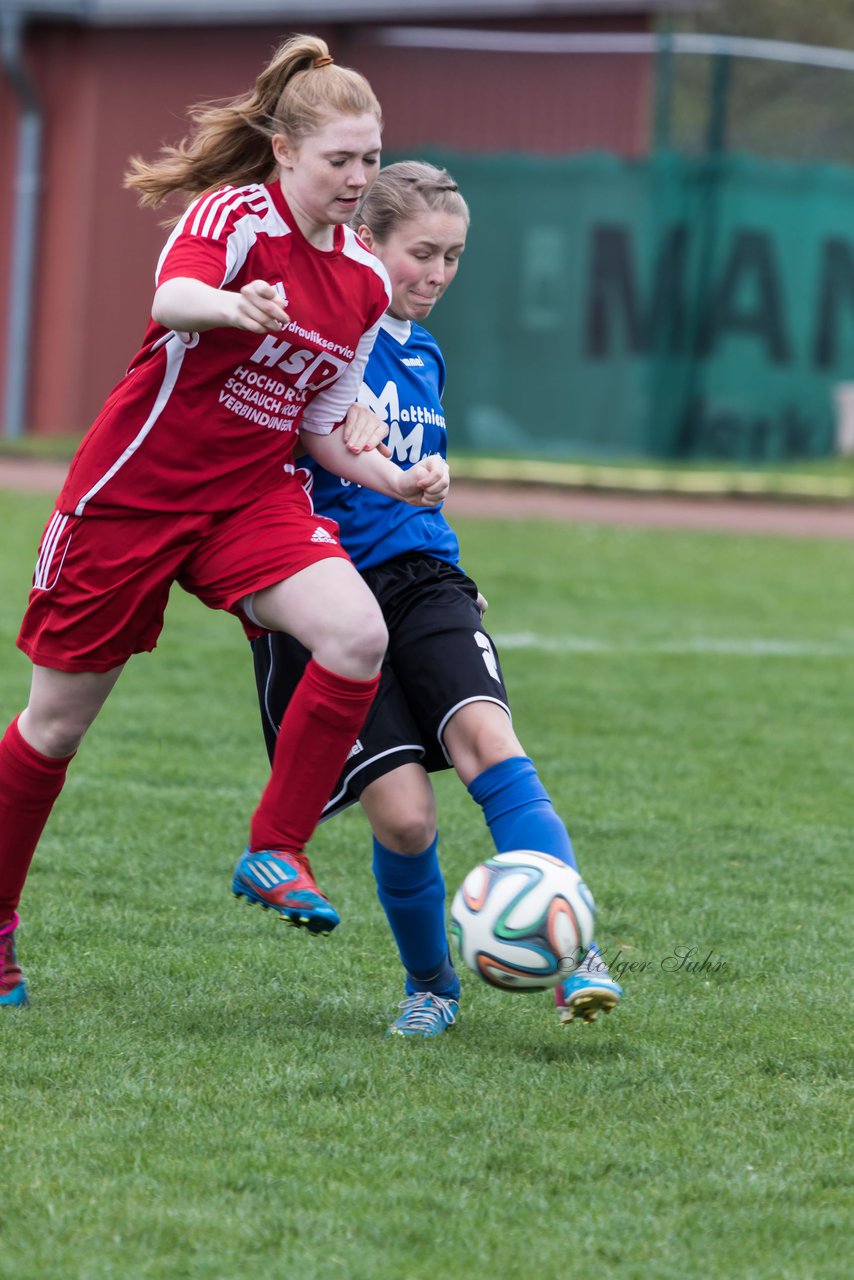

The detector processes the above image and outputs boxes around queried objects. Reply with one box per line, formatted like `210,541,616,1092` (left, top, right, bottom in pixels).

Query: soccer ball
450,850,596,992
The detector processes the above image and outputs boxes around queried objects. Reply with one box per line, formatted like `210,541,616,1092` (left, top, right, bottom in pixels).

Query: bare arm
151,277,290,334
301,429,449,507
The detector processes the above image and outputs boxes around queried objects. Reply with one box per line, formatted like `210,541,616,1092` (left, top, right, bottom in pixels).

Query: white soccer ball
450,850,596,992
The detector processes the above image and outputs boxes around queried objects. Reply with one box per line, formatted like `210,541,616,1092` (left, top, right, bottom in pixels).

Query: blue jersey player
250,161,622,1037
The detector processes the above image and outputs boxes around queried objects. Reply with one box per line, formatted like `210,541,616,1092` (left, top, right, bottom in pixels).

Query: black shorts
252,553,511,818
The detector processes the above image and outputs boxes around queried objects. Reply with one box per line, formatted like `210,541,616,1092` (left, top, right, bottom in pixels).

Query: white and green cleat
555,943,622,1024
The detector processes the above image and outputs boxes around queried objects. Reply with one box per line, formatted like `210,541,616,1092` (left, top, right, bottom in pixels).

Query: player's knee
447,711,521,780
353,609,388,671
380,811,436,856
21,706,90,758
470,730,518,774
325,608,387,677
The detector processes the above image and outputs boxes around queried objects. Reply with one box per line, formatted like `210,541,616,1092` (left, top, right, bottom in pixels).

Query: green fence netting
387,150,854,461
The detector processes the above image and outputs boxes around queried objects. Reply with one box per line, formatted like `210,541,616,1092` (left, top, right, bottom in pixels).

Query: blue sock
372,834,460,999
467,755,578,871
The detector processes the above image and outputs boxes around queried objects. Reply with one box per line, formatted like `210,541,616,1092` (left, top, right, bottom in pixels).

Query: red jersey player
0,34,448,1009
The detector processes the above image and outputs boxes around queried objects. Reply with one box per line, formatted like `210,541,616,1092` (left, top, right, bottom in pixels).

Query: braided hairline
355,160,470,241
400,175,460,194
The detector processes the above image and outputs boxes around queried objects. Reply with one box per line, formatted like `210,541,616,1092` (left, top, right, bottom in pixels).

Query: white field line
494,633,854,658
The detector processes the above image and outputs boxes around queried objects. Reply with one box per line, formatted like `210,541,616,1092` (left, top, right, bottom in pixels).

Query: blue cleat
387,992,459,1039
0,913,29,1008
555,943,622,1024
232,849,340,935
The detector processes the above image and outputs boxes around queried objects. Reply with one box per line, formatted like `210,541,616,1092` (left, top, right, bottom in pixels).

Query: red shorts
16,483,349,673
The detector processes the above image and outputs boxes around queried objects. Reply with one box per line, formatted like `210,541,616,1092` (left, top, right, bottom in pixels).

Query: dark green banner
393,150,854,461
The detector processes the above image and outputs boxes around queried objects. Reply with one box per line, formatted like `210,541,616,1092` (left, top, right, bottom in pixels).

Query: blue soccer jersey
300,314,461,573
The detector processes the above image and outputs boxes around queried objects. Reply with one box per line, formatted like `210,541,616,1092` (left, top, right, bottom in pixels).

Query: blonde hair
355,160,470,242
125,33,382,209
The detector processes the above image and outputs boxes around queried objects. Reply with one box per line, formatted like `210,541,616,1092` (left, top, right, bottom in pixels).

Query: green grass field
1,490,851,1279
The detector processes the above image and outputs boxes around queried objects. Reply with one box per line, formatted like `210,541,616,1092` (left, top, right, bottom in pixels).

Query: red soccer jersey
58,181,391,516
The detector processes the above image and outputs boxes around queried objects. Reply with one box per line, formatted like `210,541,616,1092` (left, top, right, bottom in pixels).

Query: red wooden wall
0,14,653,435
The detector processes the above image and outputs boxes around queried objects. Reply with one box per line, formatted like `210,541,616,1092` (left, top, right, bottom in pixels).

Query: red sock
250,658,379,855
0,716,75,922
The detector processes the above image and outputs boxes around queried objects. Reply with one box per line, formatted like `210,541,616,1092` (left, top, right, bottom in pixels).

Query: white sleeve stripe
212,191,271,239
188,189,225,236
191,187,235,237
222,208,290,286
73,337,189,516
200,188,246,238
195,185,270,239
156,187,289,286
210,197,241,239
207,188,259,239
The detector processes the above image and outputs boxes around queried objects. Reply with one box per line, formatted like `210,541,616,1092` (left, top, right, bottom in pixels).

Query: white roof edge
377,26,854,72
5,0,715,26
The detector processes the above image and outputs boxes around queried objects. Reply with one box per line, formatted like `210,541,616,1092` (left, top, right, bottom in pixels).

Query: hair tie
314,55,334,68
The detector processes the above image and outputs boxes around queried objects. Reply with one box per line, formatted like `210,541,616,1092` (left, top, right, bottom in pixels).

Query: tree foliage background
660,0,854,163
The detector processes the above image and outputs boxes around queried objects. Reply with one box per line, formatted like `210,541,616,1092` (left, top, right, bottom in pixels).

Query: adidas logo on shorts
310,526,337,545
